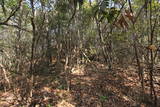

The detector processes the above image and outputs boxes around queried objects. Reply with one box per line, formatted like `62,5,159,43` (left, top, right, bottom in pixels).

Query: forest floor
0,62,160,107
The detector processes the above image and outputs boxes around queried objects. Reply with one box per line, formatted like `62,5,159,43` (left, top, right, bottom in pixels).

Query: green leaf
6,0,17,8
47,104,52,107
100,95,108,101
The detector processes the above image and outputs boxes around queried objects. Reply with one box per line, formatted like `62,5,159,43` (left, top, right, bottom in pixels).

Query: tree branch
0,22,31,32
0,0,23,25
134,0,149,23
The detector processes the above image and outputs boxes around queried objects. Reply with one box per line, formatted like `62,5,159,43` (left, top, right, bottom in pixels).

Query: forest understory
0,61,160,107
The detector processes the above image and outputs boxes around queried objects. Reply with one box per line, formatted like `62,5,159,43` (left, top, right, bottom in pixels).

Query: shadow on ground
0,62,160,107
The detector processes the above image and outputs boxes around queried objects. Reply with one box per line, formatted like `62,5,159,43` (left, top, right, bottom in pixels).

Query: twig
68,0,78,27
134,0,149,24
0,0,23,24
0,22,31,32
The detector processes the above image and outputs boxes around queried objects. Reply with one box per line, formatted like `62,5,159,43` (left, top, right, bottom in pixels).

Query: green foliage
89,46,97,55
23,2,30,10
46,104,52,107
53,1,69,24
101,0,109,9
39,0,49,7
100,0,109,14
5,0,17,8
106,7,118,23
152,0,160,9
92,0,119,23
58,85,66,90
112,31,129,43
99,95,107,101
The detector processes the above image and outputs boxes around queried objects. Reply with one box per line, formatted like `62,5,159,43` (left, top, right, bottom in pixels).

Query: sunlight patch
56,100,75,107
71,65,85,75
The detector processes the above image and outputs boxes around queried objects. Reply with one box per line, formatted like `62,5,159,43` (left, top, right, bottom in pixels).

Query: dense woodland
0,0,160,107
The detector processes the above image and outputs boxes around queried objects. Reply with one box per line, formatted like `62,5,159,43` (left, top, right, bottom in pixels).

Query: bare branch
68,0,78,27
134,0,149,23
0,23,31,33
0,0,23,25
128,0,133,13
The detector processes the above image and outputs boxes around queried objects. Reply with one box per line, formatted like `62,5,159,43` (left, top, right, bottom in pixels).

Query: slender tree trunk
133,37,144,92
28,0,36,105
149,1,157,105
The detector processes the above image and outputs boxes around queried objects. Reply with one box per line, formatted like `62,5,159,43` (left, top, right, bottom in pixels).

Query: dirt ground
0,62,160,107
